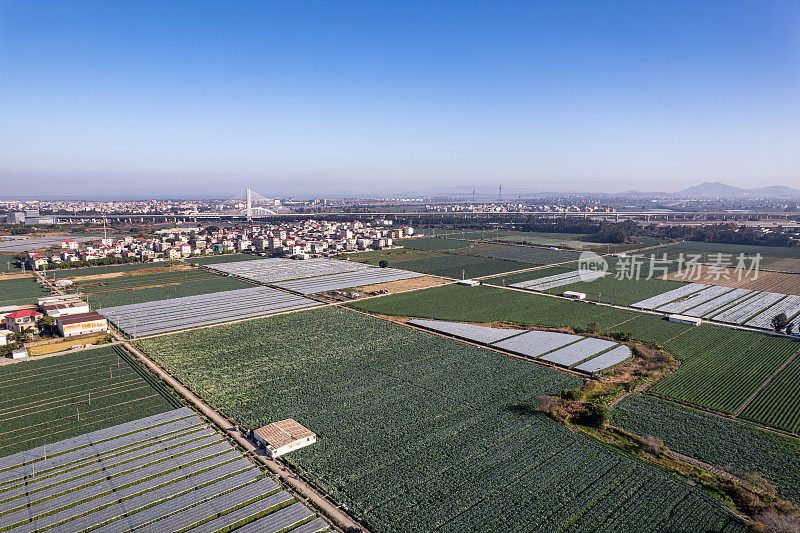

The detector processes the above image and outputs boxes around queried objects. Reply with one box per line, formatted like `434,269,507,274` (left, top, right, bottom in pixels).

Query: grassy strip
114,345,184,408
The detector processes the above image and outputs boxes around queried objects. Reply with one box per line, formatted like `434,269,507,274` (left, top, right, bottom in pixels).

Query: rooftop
254,419,315,450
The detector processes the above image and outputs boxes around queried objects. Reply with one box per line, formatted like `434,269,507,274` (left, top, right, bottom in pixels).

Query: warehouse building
38,296,90,317
57,311,108,337
253,419,316,458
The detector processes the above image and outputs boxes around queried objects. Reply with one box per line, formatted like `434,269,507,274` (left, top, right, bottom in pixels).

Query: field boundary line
733,348,800,417
644,392,799,440
344,306,589,378
663,326,695,345
608,315,641,329
116,338,360,533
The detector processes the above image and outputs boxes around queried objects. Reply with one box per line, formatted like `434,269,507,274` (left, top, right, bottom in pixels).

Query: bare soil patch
355,275,450,294
69,264,191,282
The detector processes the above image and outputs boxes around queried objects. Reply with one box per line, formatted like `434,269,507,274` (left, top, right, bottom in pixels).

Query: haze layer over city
1,2,799,533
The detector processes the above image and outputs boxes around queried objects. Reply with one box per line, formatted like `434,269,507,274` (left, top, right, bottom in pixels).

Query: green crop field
612,394,800,504
607,315,693,345
141,307,743,532
0,254,22,273
474,246,582,265
49,261,162,277
350,284,639,330
73,268,254,308
740,353,800,433
482,265,575,286
0,276,51,306
190,252,266,265
398,237,474,250
652,326,800,415
393,254,530,279
349,248,447,266
547,276,688,306
0,345,181,457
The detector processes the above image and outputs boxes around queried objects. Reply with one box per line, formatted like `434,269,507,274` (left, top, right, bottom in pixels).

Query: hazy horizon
1,1,798,198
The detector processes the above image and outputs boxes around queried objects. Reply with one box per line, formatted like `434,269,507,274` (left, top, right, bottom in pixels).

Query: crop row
652,328,798,414
0,345,178,458
141,306,743,532
611,394,800,504
740,352,800,433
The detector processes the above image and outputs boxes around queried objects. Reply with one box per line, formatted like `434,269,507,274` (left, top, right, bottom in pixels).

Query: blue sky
0,0,798,198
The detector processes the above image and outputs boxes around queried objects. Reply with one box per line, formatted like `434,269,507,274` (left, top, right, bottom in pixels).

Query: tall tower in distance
246,188,253,221
498,185,502,202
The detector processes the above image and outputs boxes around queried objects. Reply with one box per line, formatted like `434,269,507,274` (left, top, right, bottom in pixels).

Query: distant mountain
678,181,800,198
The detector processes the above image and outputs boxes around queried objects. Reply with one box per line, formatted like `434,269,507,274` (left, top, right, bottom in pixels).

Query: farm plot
664,266,800,296
631,283,710,310
349,284,640,331
539,337,620,368
140,307,744,533
611,394,800,504
207,257,365,283
492,330,582,358
649,241,800,260
191,253,266,265
0,345,180,457
510,270,608,290
392,253,530,279
0,408,326,532
607,315,693,345
407,319,525,344
0,276,50,306
656,285,734,314
273,268,423,295
102,286,320,337
744,294,800,328
682,288,755,318
0,254,21,273
574,345,632,372
711,291,785,324
473,246,582,265
740,353,800,433
76,268,254,308
548,275,689,307
481,265,575,286
398,238,474,250
0,235,96,253
46,261,160,277
652,326,800,415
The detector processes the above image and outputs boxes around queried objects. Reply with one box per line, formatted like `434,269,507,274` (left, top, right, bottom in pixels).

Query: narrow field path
118,333,363,533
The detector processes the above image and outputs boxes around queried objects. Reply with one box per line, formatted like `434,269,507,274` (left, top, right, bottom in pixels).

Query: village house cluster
24,219,414,270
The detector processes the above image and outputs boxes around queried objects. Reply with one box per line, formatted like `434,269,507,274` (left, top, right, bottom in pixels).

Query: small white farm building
563,291,586,300
253,419,316,458
667,314,702,326
457,279,480,287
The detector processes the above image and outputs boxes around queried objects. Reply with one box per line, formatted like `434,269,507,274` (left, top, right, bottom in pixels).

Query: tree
39,316,56,336
786,323,795,335
771,313,789,333
582,402,610,428
378,260,389,268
